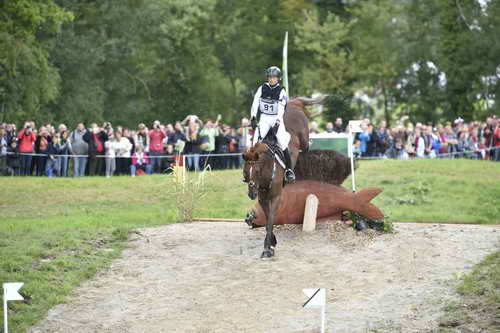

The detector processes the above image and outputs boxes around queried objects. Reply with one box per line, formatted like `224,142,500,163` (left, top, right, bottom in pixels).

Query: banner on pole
348,120,363,133
3,283,24,301
282,31,289,94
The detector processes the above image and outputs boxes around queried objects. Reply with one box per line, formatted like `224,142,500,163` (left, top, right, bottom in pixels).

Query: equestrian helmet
265,66,282,79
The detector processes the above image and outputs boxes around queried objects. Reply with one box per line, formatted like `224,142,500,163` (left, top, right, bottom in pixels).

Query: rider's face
267,76,279,86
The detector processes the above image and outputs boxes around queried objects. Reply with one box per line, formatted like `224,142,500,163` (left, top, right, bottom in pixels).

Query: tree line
1,0,499,127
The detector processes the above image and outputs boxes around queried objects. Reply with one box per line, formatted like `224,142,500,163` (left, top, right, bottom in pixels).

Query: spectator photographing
148,120,166,174
130,145,152,176
70,123,89,177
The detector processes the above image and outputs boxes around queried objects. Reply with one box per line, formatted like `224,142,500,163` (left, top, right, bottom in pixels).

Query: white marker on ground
303,288,326,333
3,282,24,333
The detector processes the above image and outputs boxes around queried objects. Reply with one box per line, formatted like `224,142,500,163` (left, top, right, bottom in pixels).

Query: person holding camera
16,122,37,176
148,120,166,173
84,123,108,176
69,123,89,177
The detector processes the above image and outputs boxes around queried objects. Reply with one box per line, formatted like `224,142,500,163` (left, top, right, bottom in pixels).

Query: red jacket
148,129,166,152
494,126,500,147
17,129,36,153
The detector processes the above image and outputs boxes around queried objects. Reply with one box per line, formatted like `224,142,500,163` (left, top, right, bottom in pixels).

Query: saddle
261,126,286,169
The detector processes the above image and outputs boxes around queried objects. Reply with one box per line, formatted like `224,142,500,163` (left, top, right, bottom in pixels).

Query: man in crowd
85,123,108,176
70,123,89,177
17,122,37,176
333,117,344,133
148,120,166,173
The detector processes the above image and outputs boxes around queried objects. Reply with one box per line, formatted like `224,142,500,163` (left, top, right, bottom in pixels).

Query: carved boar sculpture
246,180,384,227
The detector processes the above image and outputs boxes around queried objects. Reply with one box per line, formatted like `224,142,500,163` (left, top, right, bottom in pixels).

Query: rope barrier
2,152,244,158
356,146,500,160
2,147,499,160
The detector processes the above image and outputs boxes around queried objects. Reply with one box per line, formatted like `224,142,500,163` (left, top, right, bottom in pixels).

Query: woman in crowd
55,130,71,176
228,128,240,169
130,145,152,176
114,131,132,175
134,123,149,152
34,126,52,176
184,123,206,171
105,131,117,178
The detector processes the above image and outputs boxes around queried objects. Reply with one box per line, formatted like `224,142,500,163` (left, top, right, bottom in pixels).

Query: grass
0,158,499,332
436,250,500,332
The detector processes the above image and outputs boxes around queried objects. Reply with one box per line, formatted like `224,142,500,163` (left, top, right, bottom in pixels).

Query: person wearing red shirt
148,120,166,173
17,122,37,176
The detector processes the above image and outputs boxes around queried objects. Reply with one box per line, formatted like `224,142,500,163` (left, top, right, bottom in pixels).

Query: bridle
247,149,277,191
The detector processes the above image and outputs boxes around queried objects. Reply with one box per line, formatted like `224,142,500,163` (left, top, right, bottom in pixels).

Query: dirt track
29,222,499,333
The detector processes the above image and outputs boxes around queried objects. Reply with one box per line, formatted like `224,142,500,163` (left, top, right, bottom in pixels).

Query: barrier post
348,120,363,192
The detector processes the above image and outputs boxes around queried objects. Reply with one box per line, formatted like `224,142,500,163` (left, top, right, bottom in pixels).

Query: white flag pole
3,285,8,333
3,282,25,333
347,121,363,192
282,31,289,94
349,126,356,192
321,304,326,333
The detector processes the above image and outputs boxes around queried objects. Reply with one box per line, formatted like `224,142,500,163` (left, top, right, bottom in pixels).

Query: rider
250,66,295,183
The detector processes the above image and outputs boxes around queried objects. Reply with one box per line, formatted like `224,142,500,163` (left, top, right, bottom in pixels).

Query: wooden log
302,194,319,232
192,218,245,222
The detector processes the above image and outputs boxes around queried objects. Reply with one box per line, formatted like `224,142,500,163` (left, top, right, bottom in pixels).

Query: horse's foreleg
261,196,280,259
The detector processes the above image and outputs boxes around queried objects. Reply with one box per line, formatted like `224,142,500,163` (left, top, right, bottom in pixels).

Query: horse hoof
355,220,368,231
260,250,274,260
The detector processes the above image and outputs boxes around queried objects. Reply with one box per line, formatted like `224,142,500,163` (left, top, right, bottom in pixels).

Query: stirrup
285,169,295,183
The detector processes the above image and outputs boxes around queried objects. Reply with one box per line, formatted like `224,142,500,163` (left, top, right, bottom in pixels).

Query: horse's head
242,143,278,200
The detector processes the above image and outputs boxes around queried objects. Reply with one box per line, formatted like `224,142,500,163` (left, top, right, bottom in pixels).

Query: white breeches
252,114,291,150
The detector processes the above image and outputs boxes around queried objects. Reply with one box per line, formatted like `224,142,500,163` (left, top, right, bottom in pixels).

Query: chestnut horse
243,95,326,194
242,95,326,259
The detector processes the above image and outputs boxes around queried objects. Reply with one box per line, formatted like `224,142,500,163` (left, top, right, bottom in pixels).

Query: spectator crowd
0,114,499,177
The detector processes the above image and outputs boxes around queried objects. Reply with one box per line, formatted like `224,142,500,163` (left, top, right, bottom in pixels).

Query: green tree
0,0,73,123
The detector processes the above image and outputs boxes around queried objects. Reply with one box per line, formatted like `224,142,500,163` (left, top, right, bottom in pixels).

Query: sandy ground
29,222,499,333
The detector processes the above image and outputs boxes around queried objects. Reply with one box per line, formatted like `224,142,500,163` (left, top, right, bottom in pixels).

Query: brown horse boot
283,148,295,184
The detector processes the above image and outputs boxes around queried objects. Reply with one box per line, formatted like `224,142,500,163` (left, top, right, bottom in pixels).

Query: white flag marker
3,283,24,333
303,288,326,333
282,31,289,94
348,120,363,192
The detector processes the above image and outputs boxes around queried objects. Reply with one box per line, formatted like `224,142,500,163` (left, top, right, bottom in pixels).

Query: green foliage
294,10,354,94
0,0,73,123
1,0,499,127
170,166,211,222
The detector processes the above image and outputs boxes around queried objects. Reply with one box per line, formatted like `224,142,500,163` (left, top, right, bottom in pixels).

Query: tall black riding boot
283,148,295,183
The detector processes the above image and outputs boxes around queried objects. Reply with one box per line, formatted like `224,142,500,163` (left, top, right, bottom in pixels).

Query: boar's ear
242,152,249,161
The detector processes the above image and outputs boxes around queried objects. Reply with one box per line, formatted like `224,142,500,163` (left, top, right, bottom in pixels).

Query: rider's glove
273,119,280,131
251,117,258,130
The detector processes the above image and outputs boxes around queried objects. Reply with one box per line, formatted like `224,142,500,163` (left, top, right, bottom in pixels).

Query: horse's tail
292,94,328,106
352,188,385,220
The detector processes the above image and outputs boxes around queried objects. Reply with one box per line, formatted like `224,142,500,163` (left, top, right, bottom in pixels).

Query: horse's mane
242,143,268,161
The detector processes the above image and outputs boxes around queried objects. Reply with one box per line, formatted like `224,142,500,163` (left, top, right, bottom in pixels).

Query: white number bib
259,98,279,115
